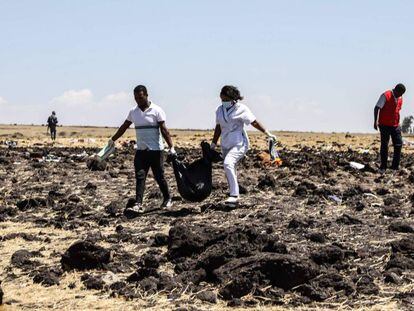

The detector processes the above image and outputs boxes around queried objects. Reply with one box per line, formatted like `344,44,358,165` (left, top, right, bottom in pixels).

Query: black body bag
169,141,222,202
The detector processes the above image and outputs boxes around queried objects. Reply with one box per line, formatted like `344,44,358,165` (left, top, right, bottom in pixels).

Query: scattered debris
3,140,18,148
349,161,365,170
328,195,342,204
1,143,414,309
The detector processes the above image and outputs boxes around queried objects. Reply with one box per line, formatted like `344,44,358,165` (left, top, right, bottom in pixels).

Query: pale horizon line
0,123,381,135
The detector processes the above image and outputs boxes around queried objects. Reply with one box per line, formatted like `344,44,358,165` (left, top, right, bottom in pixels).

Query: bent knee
136,169,147,179
223,159,235,169
394,140,403,147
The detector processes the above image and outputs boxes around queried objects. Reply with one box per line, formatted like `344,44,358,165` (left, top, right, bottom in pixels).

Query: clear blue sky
0,0,413,132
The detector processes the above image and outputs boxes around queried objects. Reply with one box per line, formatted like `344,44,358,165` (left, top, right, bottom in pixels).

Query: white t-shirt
126,101,166,150
215,102,256,150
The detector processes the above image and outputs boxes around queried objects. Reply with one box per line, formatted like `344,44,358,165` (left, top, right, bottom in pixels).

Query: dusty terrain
0,124,382,150
1,125,414,311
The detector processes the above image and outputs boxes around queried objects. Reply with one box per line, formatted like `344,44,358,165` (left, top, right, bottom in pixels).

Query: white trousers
222,144,247,197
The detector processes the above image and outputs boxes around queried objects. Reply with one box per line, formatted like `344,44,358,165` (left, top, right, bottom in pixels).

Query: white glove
169,147,177,155
265,130,277,141
210,142,217,150
108,138,115,148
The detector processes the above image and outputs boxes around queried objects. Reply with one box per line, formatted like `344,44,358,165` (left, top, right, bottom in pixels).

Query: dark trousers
134,150,170,204
379,125,402,169
50,127,56,140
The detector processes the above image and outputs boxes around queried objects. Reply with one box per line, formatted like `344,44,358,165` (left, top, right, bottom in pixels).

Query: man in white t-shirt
109,85,176,213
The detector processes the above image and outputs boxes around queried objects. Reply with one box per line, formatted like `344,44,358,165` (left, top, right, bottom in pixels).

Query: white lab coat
215,103,256,196
215,103,256,151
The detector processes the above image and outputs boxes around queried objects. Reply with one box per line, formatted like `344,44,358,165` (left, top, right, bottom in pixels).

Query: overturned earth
1,140,414,310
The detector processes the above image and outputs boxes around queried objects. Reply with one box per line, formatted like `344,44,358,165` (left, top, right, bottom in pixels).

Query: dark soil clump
61,241,111,271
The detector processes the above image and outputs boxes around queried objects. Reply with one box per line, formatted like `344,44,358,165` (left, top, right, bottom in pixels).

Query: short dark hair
220,85,243,101
134,85,148,96
395,83,406,93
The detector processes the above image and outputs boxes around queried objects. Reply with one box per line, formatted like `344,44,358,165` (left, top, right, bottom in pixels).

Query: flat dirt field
1,125,414,311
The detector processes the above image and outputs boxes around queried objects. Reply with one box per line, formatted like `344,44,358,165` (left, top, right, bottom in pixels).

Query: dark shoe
124,203,145,219
161,199,173,208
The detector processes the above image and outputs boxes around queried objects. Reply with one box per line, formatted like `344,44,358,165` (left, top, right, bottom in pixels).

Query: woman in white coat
211,85,277,204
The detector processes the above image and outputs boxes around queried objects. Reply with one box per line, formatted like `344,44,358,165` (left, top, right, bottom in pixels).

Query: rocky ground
0,140,414,310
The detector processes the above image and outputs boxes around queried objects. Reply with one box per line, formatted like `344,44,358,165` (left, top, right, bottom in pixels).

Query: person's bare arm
212,124,221,145
111,120,132,141
374,94,386,131
251,120,266,133
251,120,277,141
159,121,173,149
374,106,380,130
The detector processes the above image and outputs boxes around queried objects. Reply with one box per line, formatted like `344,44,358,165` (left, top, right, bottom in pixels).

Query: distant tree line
401,116,414,133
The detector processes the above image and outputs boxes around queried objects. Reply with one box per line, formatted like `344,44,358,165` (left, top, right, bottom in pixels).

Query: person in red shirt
374,83,406,172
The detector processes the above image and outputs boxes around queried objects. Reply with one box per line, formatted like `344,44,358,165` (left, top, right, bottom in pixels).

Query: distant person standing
47,111,58,141
109,85,176,212
374,83,406,173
